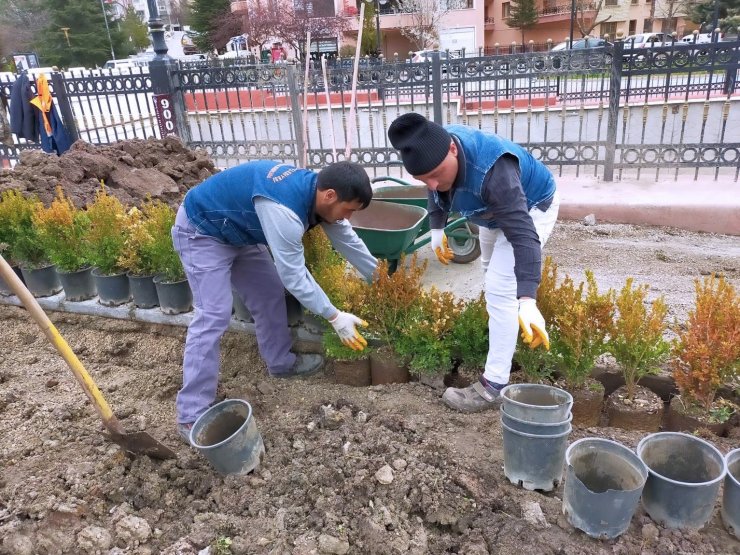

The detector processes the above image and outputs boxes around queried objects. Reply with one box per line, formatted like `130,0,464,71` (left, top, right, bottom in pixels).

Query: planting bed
0,221,738,554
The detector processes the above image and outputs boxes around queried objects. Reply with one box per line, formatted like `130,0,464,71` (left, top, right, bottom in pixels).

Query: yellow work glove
518,298,550,351
431,229,454,265
328,311,368,351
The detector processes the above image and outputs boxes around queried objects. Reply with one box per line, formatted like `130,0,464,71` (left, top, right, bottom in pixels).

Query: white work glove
518,298,550,350
431,229,454,265
328,311,368,351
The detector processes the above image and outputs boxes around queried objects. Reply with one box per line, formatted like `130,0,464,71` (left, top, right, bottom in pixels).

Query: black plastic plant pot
0,265,24,296
128,273,159,309
58,266,97,302
722,448,740,538
154,275,192,315
91,269,131,307
637,432,727,530
20,264,62,298
563,438,649,539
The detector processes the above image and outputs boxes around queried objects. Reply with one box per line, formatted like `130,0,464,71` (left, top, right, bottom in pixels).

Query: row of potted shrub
0,186,192,314
303,227,739,435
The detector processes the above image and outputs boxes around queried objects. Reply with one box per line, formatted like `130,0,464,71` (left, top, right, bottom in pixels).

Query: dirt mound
0,137,217,208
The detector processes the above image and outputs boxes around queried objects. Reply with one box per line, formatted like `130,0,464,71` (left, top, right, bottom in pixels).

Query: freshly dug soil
606,385,664,432
0,137,216,208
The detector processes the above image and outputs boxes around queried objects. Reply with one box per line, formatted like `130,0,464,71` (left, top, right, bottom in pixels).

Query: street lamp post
569,0,577,46
98,0,116,60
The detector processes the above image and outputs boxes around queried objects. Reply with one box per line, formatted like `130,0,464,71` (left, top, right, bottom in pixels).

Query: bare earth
0,221,739,555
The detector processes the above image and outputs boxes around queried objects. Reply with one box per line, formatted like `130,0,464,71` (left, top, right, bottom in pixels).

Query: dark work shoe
270,353,324,379
442,376,505,413
177,422,194,445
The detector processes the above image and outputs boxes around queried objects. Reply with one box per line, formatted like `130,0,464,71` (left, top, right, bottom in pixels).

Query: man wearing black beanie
388,113,559,413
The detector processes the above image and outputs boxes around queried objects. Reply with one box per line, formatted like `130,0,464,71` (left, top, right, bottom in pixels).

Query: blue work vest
434,125,555,228
183,160,317,246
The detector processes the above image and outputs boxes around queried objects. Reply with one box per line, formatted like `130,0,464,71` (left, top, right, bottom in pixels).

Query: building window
631,0,638,4
644,18,653,32
629,19,637,34
605,0,618,6
502,1,510,18
601,22,618,37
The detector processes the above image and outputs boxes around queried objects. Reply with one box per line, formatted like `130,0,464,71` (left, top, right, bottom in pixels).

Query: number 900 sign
154,94,177,136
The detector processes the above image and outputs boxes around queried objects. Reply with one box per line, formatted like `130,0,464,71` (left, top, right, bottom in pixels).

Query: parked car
411,50,451,63
679,32,723,44
551,37,608,52
623,32,673,48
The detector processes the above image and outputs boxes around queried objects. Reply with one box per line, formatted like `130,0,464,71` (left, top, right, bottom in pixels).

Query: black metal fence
2,39,739,182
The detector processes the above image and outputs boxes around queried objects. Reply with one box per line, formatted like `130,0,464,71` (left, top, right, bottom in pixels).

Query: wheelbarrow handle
0,255,124,435
371,176,420,187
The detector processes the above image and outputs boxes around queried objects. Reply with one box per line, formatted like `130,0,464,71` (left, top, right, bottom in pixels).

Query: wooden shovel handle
0,255,125,435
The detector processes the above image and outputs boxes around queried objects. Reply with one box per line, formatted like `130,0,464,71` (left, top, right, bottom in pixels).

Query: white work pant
478,192,560,385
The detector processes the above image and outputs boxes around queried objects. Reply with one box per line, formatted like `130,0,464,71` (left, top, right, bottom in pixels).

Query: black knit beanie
387,113,452,175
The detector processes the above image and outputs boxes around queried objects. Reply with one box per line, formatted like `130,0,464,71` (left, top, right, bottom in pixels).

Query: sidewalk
556,174,739,236
383,170,739,236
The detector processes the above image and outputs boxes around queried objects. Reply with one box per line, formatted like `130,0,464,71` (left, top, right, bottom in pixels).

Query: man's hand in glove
328,311,368,351
431,229,454,265
518,298,550,350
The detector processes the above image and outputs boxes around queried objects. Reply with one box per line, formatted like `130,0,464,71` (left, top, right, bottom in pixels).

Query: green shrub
85,185,129,275
450,292,488,368
32,187,91,272
0,190,46,268
323,329,371,361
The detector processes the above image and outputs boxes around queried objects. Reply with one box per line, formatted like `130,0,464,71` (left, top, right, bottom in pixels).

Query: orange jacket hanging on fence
29,74,52,134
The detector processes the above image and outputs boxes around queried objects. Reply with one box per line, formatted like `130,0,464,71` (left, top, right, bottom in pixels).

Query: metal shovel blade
107,431,177,460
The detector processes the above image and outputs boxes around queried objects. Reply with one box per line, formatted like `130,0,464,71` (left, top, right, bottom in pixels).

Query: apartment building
485,0,696,47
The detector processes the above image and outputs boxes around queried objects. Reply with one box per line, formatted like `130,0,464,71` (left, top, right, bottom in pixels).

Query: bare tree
397,0,458,51
576,0,612,37
211,9,245,51
655,0,690,33
0,0,48,59
280,0,350,58
241,0,283,51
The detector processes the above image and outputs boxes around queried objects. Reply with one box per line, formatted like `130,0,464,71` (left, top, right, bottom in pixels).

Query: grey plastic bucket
563,438,649,539
501,383,573,423
232,290,253,322
721,448,740,538
637,432,727,530
190,399,265,475
501,404,572,435
501,420,571,491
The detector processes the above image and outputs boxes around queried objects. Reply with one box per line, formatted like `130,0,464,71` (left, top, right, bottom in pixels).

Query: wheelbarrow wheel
449,223,481,264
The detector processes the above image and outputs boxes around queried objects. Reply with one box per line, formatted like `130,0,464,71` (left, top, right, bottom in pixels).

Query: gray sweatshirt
254,197,377,319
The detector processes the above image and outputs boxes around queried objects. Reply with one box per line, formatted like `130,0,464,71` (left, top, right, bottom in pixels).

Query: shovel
0,255,176,459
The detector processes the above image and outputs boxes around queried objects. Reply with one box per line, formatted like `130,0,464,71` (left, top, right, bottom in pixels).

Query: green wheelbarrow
349,176,481,272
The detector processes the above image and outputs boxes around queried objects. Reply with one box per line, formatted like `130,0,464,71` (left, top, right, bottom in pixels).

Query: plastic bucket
721,448,740,538
501,404,572,435
637,432,727,530
501,383,573,423
563,438,649,539
190,399,265,475
501,420,571,491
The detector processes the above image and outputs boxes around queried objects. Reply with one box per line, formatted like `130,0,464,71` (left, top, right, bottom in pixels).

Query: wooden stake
345,2,365,159
321,55,338,159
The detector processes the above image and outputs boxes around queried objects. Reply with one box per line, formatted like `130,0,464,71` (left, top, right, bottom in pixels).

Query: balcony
538,2,595,21
485,16,495,29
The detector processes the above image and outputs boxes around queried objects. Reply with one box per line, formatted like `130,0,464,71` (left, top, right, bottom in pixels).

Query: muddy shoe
270,353,324,379
177,422,194,445
442,376,504,413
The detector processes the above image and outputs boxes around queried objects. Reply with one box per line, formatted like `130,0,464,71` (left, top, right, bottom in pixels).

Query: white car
623,32,672,48
680,32,722,44
411,50,451,63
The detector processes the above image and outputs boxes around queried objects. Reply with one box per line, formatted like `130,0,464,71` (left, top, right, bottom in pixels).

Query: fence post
50,72,79,143
604,39,624,182
723,43,739,95
146,0,190,143
286,64,306,167
431,51,443,124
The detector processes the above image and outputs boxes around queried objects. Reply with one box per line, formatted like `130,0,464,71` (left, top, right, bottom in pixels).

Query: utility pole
569,0,577,46
99,0,116,60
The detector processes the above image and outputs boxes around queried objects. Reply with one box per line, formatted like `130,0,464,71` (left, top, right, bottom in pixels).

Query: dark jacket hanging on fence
9,73,39,142
31,74,72,155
